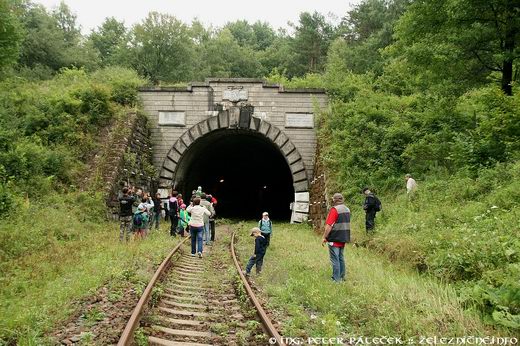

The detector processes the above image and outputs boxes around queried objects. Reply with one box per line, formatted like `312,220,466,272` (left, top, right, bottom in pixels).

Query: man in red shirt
322,193,351,282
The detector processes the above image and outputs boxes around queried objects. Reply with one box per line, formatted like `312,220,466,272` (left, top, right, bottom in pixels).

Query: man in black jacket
363,187,380,233
119,187,136,241
322,193,350,282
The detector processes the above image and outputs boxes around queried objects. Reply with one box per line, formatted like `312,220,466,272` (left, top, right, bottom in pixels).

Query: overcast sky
33,0,360,34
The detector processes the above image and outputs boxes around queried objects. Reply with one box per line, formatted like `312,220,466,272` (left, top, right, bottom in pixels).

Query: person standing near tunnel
187,197,211,257
200,193,215,245
258,212,272,246
168,190,180,237
322,193,351,282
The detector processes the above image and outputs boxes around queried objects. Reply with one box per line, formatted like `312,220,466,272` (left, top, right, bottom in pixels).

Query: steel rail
117,236,189,346
230,229,286,346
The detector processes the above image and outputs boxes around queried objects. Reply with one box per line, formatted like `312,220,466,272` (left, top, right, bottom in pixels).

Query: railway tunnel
173,128,294,220
140,78,328,222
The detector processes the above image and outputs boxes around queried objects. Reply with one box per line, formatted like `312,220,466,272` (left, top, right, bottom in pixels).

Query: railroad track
117,225,285,346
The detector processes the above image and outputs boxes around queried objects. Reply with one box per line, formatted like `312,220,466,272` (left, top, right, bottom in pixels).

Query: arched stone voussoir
167,149,181,163
266,125,281,142
160,112,310,194
274,132,290,150
163,158,177,173
293,180,309,193
208,115,219,131
258,120,270,135
218,110,229,128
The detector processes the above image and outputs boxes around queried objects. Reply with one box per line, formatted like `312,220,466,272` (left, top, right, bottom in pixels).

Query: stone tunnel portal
141,78,328,223
173,129,294,220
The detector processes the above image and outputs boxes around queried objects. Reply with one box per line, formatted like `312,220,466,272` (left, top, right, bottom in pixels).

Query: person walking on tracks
322,193,350,282
362,187,381,233
187,197,211,258
118,187,136,242
258,212,272,246
178,204,190,237
245,228,268,276
200,193,215,245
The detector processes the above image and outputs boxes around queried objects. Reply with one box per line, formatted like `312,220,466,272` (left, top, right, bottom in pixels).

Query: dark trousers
210,219,215,241
365,210,376,233
246,253,265,274
170,214,178,236
261,232,271,247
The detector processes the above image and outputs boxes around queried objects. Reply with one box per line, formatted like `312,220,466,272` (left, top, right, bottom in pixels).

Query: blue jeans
190,226,204,254
328,245,345,282
203,221,211,244
246,254,264,274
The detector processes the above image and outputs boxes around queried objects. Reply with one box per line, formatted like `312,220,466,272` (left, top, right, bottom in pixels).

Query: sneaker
197,252,202,258
191,253,196,257
245,271,251,277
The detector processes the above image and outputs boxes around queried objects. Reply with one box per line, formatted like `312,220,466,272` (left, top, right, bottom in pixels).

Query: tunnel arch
157,108,309,219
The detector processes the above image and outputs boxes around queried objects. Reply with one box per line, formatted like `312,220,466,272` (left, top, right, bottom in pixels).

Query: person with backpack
258,212,272,247
178,204,190,237
118,187,136,242
322,193,350,282
133,204,149,239
362,187,381,233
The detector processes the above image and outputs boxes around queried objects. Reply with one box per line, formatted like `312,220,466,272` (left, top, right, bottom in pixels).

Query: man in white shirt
405,174,418,194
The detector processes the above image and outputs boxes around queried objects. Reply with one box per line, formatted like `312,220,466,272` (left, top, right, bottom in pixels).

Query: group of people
117,183,275,271
322,174,418,282
117,185,218,245
119,174,418,282
118,186,163,241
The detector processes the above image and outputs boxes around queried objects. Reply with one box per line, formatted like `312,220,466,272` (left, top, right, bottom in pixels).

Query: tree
18,2,98,73
0,0,23,71
89,17,129,66
129,12,195,84
224,20,276,51
290,11,336,76
201,28,263,78
393,0,520,95
335,0,410,74
52,1,80,46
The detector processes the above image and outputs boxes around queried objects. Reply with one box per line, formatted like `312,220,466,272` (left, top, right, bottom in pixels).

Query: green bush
0,67,145,215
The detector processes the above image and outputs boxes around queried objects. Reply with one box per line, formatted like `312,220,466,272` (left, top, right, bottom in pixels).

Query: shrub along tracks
118,225,283,346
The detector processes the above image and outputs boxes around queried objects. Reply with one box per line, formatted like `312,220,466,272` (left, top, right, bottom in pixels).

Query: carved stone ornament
223,87,248,102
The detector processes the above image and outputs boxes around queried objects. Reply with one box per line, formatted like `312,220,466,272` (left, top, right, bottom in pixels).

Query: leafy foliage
0,67,145,213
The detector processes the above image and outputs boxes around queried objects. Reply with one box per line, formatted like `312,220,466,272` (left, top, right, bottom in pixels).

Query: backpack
374,196,382,212
133,212,144,227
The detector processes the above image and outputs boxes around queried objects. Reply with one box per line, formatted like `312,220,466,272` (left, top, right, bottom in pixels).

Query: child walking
178,204,190,237
245,228,267,276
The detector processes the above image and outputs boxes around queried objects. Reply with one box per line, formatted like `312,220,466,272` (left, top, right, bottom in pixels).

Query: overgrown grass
0,192,179,345
347,162,520,331
233,221,510,337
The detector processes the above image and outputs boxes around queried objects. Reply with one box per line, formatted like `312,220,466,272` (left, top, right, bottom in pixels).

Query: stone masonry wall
309,144,330,233
90,112,155,218
139,78,328,183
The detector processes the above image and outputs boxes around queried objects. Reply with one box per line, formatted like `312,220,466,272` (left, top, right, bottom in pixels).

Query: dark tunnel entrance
174,129,295,220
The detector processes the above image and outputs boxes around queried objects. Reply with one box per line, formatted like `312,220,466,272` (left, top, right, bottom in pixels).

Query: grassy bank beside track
0,193,179,345
233,221,509,338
